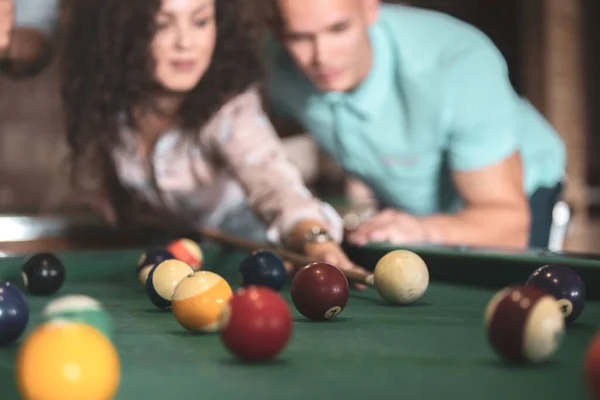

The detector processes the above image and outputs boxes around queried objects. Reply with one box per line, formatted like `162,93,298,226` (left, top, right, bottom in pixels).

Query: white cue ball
373,250,429,304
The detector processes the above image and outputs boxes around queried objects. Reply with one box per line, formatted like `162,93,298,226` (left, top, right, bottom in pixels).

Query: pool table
1,241,600,400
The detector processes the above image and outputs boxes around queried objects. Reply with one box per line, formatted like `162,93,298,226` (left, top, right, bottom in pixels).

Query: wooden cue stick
198,227,374,286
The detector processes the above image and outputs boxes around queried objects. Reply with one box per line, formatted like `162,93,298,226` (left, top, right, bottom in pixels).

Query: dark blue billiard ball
0,280,29,346
136,249,175,286
526,264,586,325
21,252,65,296
239,250,288,291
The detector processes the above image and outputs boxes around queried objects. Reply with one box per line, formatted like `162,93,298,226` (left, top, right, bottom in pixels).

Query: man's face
275,0,379,92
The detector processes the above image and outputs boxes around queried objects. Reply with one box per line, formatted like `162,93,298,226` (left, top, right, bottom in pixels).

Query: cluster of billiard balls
137,243,431,362
485,264,587,365
0,253,120,400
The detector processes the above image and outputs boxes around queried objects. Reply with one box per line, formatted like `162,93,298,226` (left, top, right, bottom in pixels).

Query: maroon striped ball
484,285,564,363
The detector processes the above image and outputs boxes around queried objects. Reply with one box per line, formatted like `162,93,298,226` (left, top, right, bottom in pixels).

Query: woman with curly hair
59,0,368,278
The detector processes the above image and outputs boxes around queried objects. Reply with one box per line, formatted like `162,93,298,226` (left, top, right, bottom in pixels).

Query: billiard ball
290,262,349,321
525,264,586,325
220,286,292,362
172,271,233,333
584,331,600,398
166,238,203,270
0,280,29,346
239,250,287,291
136,249,175,286
42,295,114,341
21,252,65,296
146,259,194,309
484,285,564,364
373,250,429,305
16,320,120,400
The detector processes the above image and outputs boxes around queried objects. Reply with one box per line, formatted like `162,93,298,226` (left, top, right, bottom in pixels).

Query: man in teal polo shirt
263,0,566,249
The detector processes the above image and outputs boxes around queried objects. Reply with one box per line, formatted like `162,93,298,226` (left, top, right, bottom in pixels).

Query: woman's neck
134,90,185,149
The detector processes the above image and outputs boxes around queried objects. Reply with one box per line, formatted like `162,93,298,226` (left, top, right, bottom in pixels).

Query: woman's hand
301,241,370,290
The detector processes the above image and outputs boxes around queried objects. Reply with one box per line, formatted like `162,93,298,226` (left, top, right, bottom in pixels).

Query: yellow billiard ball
16,320,120,400
172,271,233,333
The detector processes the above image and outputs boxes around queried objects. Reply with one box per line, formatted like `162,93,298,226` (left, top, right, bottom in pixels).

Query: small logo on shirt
382,155,420,166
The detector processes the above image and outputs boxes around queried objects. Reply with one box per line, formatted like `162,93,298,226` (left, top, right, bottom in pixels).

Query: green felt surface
0,245,599,399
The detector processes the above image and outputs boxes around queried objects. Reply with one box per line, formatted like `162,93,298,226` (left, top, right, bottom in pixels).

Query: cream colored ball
373,250,429,304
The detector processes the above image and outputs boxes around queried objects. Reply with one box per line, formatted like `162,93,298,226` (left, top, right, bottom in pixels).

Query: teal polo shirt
14,0,59,37
264,4,566,216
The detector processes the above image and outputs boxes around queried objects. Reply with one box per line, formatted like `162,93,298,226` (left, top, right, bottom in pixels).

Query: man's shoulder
376,4,503,76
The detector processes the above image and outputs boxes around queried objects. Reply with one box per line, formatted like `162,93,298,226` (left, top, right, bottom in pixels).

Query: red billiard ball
290,262,349,321
220,286,292,362
484,285,564,364
584,331,600,398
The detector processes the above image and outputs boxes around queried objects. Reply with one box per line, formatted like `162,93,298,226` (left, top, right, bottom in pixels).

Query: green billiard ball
42,295,114,341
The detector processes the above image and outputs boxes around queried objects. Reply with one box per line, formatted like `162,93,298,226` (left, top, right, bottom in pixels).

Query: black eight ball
21,252,65,296
525,263,586,325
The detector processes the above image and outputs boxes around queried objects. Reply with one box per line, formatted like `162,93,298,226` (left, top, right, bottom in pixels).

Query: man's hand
0,0,14,57
346,209,442,246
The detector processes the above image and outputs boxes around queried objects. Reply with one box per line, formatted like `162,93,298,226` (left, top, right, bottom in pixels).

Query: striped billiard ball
166,238,203,270
136,249,175,286
42,295,114,341
485,285,564,363
525,264,586,326
172,271,233,333
146,260,194,309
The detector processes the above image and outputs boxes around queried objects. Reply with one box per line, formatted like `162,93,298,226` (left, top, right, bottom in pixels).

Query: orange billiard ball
166,238,203,270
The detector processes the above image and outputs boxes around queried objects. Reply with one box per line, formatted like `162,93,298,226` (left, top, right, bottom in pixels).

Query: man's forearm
422,205,530,249
0,28,51,77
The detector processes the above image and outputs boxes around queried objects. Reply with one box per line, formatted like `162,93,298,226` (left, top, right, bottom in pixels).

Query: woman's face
152,0,216,92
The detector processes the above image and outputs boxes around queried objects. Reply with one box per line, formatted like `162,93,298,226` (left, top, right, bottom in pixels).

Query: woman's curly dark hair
59,0,266,216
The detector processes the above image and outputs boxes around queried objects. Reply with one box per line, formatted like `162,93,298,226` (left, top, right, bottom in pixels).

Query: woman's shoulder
213,84,263,118
201,84,266,139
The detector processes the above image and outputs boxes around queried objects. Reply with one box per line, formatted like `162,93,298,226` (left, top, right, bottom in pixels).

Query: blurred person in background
263,0,566,250
58,0,369,281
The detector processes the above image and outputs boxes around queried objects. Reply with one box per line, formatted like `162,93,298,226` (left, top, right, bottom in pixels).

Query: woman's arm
209,87,369,279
